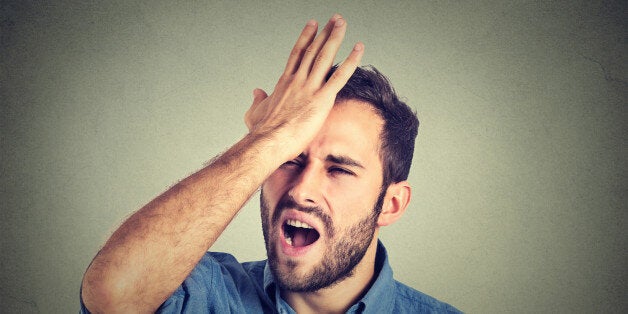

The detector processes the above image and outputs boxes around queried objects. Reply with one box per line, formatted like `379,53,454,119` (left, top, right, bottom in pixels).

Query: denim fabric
80,241,461,313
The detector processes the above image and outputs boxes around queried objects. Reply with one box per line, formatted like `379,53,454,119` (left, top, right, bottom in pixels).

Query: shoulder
393,280,463,314
182,252,266,277
174,252,266,293
157,252,268,313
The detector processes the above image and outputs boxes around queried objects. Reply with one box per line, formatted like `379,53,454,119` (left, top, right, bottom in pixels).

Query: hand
244,14,364,159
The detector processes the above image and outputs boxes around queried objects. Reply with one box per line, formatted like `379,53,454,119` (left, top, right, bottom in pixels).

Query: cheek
262,171,291,209
326,180,379,220
264,170,287,193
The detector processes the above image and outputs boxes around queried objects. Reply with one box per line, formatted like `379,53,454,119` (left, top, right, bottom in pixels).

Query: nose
288,163,324,206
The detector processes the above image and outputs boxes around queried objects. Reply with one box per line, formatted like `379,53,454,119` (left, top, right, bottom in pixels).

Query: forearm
81,132,286,313
81,13,362,313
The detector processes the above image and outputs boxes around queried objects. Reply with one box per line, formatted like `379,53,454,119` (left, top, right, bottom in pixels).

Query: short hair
328,65,419,187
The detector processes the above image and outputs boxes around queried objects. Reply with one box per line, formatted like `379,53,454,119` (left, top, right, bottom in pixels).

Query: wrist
245,129,302,165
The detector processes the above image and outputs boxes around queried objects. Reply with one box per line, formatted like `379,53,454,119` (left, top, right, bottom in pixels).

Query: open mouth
283,219,320,247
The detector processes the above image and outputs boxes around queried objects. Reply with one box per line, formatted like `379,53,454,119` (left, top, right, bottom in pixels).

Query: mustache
271,194,333,236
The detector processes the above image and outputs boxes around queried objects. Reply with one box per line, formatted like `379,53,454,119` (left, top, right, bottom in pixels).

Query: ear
377,181,411,227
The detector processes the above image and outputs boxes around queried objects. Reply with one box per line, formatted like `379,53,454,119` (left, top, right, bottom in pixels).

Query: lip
278,209,323,257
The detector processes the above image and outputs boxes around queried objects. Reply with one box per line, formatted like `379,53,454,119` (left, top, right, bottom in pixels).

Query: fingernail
334,17,344,27
306,19,316,26
353,42,364,51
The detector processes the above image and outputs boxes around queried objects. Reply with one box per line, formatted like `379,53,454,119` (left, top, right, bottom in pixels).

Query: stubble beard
260,188,385,292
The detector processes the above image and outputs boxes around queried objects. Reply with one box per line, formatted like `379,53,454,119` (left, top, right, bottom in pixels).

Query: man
81,14,461,313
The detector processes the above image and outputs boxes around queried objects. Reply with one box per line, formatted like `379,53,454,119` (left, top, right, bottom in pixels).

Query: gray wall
1,1,626,313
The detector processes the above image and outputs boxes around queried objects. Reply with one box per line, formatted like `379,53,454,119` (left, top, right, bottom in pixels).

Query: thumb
245,88,269,131
252,88,268,106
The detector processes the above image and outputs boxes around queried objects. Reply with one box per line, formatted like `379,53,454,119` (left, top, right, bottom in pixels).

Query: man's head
331,65,419,190
261,65,419,292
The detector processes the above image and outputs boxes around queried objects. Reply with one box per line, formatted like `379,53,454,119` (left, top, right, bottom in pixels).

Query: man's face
261,100,386,292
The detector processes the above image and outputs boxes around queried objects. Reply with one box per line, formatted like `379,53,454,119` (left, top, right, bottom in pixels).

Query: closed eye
281,159,304,169
328,166,355,176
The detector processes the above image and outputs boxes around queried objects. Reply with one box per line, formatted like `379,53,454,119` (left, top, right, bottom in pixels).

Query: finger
252,88,268,106
307,17,349,85
295,14,343,77
319,42,364,96
245,88,268,129
283,20,318,76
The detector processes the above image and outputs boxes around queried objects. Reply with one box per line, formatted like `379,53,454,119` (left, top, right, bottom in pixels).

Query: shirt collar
350,240,396,312
262,240,396,313
263,259,275,299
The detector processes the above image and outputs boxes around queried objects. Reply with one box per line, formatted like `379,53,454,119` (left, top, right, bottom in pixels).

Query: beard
260,188,385,292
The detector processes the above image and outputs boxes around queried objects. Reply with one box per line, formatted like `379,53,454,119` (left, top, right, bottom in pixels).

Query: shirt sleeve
79,286,91,314
79,252,269,313
156,252,268,313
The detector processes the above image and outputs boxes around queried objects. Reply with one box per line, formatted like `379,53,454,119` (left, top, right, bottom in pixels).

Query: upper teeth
286,219,313,229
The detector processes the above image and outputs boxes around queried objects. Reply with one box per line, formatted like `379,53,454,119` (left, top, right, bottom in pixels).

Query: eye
281,159,304,169
328,166,355,176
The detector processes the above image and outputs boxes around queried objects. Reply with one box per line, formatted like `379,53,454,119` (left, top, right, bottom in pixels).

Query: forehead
306,99,383,164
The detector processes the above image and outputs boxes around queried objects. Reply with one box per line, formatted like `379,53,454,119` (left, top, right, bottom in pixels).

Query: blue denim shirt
81,241,461,313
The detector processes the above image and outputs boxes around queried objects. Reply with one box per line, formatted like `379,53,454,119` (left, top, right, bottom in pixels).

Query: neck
280,236,380,314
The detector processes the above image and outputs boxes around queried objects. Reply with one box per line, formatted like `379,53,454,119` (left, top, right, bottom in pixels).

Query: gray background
1,1,626,313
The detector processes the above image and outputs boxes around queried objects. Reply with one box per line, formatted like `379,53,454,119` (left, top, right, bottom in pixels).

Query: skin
81,14,410,314
261,100,387,313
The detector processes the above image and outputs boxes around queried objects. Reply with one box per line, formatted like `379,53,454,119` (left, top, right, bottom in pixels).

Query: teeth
286,219,313,229
285,236,292,246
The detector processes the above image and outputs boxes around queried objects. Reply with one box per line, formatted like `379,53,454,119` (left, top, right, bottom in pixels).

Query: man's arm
81,14,363,313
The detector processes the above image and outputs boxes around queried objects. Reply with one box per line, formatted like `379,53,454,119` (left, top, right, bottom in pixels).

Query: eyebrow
325,154,365,169
295,153,366,169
